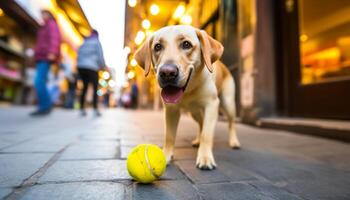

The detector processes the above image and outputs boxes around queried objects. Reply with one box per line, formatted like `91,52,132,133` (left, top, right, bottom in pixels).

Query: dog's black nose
159,64,179,82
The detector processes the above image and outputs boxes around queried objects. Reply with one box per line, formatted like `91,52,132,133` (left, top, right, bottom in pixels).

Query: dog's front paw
165,154,173,165
196,150,216,170
163,149,173,165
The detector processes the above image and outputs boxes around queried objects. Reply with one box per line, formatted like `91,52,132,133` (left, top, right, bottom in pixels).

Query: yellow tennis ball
126,144,167,183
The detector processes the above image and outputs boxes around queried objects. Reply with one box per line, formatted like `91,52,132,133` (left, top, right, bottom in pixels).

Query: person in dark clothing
130,81,139,109
30,10,61,116
78,68,99,114
77,29,106,116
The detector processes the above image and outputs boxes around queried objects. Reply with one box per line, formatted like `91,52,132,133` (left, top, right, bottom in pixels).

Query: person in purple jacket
30,10,61,116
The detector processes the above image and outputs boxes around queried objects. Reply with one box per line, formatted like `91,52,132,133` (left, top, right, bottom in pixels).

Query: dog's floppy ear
196,29,224,72
134,36,153,76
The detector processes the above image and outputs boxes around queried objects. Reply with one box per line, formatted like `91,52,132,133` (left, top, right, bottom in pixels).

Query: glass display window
299,0,350,84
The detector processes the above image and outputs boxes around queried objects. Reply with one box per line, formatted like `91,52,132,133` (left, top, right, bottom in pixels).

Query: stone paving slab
175,160,230,184
80,134,120,141
0,131,33,150
20,182,127,200
279,173,350,200
133,180,200,200
0,188,12,199
160,164,186,180
38,160,130,183
173,147,197,160
120,146,133,159
39,159,184,184
175,158,259,184
248,181,304,200
1,135,76,153
59,145,118,160
215,148,350,200
59,141,119,160
197,182,301,200
0,153,53,187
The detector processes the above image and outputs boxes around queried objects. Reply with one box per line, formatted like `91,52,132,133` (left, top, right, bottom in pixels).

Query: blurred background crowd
0,0,349,121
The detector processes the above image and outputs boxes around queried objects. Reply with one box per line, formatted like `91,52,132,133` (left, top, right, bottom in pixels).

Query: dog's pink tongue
161,86,184,104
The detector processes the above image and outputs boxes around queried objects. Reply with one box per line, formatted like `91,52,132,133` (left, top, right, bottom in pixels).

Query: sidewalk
0,107,349,200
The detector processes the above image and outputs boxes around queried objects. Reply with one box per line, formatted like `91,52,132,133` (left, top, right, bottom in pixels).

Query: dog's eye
154,43,163,52
181,41,192,50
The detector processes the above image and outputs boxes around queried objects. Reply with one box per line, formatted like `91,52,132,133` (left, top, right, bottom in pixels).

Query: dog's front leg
163,106,180,164
196,98,219,170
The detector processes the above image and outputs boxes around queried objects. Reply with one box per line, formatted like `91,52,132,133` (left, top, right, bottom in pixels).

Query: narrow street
0,106,349,200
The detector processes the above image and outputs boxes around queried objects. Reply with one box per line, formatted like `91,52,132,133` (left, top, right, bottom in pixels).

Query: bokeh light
150,4,160,16
142,19,151,29
128,0,137,7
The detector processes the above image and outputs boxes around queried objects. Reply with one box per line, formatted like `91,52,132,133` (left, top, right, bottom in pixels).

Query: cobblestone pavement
0,106,349,200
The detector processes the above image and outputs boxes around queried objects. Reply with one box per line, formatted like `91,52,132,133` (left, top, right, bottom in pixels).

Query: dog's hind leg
220,76,240,149
190,111,203,147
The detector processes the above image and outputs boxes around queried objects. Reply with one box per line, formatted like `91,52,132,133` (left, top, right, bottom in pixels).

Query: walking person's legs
78,69,89,116
31,61,52,116
91,70,101,116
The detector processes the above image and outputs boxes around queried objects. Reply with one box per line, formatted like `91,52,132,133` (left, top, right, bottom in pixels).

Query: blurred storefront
0,0,92,105
238,0,350,122
0,1,39,104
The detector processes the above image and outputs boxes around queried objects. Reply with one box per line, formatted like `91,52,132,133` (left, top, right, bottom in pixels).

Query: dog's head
134,25,223,104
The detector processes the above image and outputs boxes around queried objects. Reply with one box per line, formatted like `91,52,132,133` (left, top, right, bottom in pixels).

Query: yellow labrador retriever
135,25,240,170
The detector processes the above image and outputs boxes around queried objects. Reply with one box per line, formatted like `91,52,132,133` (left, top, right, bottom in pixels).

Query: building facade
123,0,350,121
0,0,91,105
239,0,350,122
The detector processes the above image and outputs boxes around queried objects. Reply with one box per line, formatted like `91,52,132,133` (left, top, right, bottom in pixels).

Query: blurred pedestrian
130,81,138,109
120,92,131,108
30,10,61,116
61,53,77,109
77,29,106,117
63,73,78,109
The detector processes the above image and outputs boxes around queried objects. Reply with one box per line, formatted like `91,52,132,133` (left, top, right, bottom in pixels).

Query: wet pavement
0,106,349,200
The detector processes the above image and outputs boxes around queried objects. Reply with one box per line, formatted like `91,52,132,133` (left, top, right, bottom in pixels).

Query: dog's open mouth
161,68,193,104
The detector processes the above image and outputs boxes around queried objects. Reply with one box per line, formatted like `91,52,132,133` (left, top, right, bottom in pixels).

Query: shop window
0,9,25,101
299,0,350,84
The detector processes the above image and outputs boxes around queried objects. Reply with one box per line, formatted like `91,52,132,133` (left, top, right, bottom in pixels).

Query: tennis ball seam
144,144,159,179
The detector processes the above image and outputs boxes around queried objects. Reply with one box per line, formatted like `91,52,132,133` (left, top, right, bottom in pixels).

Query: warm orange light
150,4,160,16
67,8,82,23
124,46,131,54
102,71,110,79
142,19,151,29
173,4,185,19
0,8,4,16
127,71,135,79
180,15,192,25
134,31,145,45
123,81,130,88
302,47,341,71
56,12,83,46
128,0,137,7
79,26,91,37
108,80,116,87
312,47,340,60
300,34,308,42
130,58,138,67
